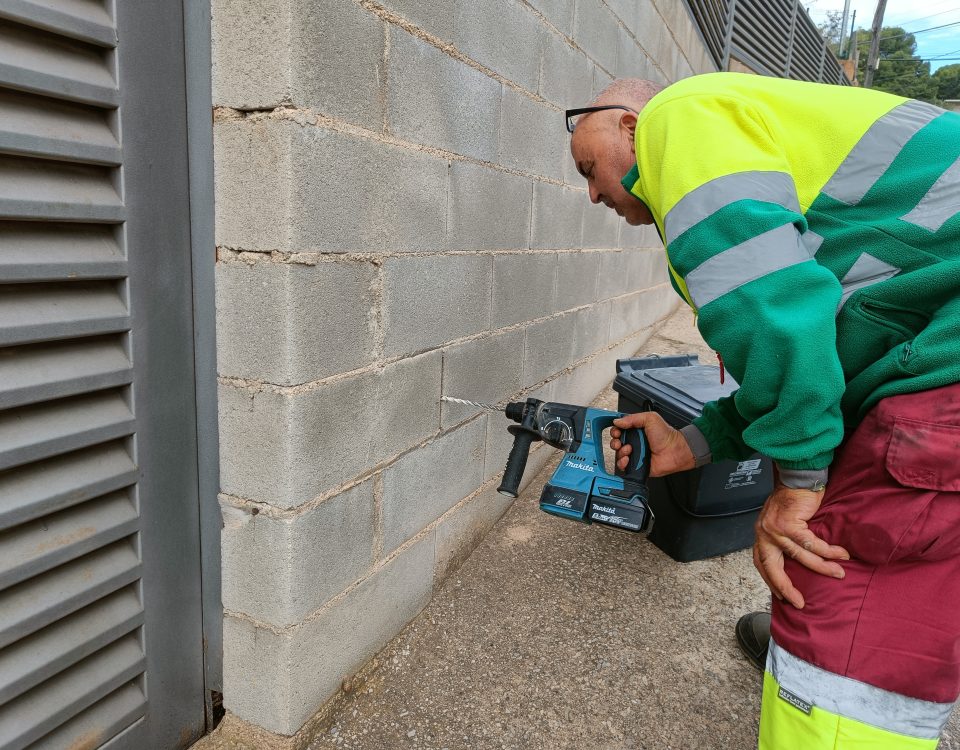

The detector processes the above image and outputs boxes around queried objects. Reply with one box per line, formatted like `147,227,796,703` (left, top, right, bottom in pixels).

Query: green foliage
934,64,960,101
852,26,940,103
816,10,844,54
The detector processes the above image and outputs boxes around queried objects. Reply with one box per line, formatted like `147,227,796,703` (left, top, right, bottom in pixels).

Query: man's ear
619,111,638,140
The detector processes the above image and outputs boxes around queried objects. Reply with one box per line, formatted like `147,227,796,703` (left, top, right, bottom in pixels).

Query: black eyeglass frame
565,105,638,133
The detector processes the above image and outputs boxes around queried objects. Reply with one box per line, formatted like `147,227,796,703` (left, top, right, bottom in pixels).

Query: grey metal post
864,0,887,88
839,0,852,57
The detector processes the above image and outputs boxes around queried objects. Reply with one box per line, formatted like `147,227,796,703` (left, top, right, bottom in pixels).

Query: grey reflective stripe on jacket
684,224,816,309
820,100,944,206
901,154,960,232
838,252,900,311
768,639,954,739
663,171,801,245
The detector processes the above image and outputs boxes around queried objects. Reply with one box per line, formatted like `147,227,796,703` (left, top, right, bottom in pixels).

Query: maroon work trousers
772,381,960,705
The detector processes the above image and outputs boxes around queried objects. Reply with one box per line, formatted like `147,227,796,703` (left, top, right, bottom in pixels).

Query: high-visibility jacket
621,72,960,471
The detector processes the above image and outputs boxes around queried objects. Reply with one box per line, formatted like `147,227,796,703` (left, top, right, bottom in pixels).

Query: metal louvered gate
0,2,214,749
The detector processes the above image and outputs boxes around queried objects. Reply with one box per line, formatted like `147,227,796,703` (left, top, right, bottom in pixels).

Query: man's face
570,112,653,226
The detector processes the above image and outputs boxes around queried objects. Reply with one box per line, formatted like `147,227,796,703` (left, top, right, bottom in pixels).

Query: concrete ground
202,309,960,750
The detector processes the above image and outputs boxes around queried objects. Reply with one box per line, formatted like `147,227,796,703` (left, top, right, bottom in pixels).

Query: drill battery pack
613,355,772,562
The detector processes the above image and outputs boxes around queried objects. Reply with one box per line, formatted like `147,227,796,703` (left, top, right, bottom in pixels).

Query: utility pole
839,0,852,57
864,0,887,88
847,10,856,59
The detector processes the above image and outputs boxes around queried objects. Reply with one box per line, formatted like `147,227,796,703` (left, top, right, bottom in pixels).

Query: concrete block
616,28,651,78
452,0,544,93
657,27,681,84
218,383,293,504
388,30,501,161
221,480,376,626
214,119,291,251
369,352,443,468
526,0,574,35
610,324,659,363
531,182,586,249
556,251,601,310
647,59,668,86
440,328,525,428
215,120,449,253
592,66,614,98
608,284,678,343
498,87,565,181
552,353,614,406
619,222,663,250
539,32,593,108
604,0,636,26
582,202,621,248
492,252,557,328
290,0,385,126
382,255,491,357
597,250,633,299
215,259,378,384
212,0,290,109
434,482,513,585
289,125,447,252
522,311,576,387
633,0,667,59
652,0,685,42
447,162,531,250
675,54,694,82
598,248,661,298
223,533,436,735
573,0,620,72
572,300,613,361
219,352,440,507
381,419,486,554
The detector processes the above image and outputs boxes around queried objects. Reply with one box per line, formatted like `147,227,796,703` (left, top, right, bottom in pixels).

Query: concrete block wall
213,0,716,740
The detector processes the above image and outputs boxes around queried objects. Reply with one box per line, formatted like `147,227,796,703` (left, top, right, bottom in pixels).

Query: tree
934,64,960,101
854,26,938,103
816,10,844,55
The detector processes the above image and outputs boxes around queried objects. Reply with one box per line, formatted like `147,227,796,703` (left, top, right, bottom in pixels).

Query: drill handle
497,427,539,498
618,427,651,486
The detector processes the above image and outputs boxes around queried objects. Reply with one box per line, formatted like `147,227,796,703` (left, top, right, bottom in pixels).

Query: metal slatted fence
684,0,851,85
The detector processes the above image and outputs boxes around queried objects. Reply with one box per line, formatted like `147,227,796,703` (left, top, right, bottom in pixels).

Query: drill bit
441,396,504,412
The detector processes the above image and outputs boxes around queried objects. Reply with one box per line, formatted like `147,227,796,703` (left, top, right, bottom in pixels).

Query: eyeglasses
565,105,638,133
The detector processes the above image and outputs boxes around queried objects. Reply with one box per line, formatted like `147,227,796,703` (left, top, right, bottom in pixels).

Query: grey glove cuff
776,466,829,491
680,424,712,468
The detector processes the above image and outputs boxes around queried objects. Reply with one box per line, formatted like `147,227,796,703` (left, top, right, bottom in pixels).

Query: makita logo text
564,460,594,472
593,504,617,514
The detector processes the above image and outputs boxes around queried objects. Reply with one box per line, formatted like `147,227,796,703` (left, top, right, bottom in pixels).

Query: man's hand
610,412,696,477
753,485,850,609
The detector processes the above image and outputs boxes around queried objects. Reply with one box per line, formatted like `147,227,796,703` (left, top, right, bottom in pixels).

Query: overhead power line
888,7,960,29
857,19,960,46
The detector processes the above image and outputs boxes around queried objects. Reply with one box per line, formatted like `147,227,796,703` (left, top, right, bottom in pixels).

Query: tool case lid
614,355,739,422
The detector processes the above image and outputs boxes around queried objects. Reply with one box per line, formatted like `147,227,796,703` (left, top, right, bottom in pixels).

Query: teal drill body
498,399,653,533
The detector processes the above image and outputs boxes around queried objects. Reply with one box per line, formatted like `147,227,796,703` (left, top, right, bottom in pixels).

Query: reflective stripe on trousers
759,639,948,750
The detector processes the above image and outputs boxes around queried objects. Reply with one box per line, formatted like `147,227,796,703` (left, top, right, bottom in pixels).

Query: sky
805,0,960,71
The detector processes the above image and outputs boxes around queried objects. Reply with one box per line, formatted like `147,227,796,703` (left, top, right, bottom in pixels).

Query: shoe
735,611,771,671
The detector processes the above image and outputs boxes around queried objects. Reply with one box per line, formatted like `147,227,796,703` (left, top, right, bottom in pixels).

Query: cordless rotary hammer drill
497,398,653,533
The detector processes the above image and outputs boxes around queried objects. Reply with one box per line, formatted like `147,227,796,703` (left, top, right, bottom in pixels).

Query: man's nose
588,182,601,204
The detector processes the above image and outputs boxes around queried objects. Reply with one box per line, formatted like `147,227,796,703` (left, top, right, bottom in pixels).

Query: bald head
568,78,663,226
591,78,664,110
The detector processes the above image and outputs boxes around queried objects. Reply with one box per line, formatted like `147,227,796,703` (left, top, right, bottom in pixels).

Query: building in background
0,1,847,748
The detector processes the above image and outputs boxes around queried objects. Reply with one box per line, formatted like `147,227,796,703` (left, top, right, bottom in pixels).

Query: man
569,74,960,749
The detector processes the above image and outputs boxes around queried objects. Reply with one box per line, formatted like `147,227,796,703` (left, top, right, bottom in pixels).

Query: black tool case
613,355,772,562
